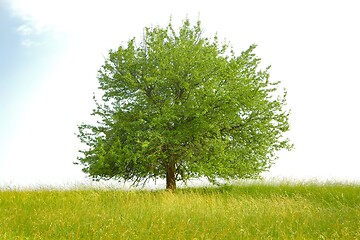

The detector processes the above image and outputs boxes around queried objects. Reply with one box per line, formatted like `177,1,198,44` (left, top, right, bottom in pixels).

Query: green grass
1,182,359,239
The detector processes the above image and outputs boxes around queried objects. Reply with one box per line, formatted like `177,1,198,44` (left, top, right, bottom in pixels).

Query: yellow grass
1,183,359,239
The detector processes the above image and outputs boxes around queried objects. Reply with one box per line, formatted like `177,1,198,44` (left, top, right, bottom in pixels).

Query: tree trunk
166,159,176,191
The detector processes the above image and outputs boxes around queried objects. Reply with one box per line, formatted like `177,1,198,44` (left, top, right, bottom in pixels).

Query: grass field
1,182,359,239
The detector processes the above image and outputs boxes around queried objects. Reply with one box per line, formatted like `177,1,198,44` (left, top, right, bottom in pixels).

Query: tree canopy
76,19,293,190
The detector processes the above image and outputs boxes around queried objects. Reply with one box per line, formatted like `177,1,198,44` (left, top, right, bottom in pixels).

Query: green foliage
76,18,293,189
1,183,360,239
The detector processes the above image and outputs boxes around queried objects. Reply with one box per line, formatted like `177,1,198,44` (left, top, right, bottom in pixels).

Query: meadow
0,182,359,239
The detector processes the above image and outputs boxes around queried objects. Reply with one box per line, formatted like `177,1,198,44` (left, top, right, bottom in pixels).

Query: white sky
1,0,359,188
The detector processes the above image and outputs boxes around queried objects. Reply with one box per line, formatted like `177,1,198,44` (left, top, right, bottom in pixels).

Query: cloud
5,0,208,50
16,24,42,47
16,24,34,35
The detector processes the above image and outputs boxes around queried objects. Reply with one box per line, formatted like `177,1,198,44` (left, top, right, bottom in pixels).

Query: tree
76,18,293,190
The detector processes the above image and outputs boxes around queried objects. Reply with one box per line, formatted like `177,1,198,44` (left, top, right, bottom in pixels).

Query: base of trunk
166,160,176,191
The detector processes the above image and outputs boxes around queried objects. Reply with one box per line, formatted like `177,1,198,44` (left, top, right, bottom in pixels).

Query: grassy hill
1,182,359,239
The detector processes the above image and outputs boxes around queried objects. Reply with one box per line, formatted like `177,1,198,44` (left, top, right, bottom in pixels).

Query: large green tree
76,19,292,190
